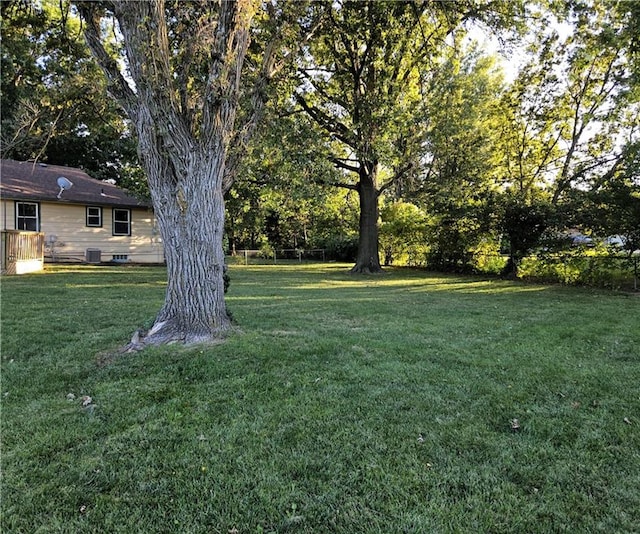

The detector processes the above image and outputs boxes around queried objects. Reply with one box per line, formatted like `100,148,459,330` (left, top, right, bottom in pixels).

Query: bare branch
331,157,360,174
378,161,415,196
295,93,356,149
75,2,137,118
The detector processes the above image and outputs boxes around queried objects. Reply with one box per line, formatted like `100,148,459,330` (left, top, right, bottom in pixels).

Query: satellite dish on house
56,176,73,199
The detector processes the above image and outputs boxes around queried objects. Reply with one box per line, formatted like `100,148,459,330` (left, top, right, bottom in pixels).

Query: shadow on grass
2,263,640,533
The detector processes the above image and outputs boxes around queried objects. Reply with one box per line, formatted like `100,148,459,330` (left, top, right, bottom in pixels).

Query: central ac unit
85,248,101,263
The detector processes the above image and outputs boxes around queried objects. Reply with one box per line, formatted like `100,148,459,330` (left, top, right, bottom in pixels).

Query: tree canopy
0,0,140,184
294,0,528,272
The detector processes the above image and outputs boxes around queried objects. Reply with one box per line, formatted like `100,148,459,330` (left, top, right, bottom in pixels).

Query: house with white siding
1,159,163,271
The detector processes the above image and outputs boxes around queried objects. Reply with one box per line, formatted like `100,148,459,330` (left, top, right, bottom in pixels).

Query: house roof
0,159,151,209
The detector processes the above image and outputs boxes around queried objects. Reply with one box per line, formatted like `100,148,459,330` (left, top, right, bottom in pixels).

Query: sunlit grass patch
2,263,639,533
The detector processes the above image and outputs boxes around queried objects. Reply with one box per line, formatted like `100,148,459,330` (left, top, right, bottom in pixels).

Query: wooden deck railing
1,230,45,274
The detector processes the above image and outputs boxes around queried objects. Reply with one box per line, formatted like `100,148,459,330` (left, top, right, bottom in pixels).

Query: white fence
233,249,327,265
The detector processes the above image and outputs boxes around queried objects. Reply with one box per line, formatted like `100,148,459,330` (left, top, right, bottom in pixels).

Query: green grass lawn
1,263,639,533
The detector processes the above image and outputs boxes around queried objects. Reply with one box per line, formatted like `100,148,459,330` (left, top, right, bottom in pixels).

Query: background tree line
227,0,639,273
2,0,638,275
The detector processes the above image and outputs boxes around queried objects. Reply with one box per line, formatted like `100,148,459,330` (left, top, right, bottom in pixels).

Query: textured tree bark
351,163,383,274
77,0,259,347
143,153,232,345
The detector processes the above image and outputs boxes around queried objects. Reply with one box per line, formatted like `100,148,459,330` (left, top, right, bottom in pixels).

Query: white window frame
15,201,40,231
86,206,103,227
112,208,131,236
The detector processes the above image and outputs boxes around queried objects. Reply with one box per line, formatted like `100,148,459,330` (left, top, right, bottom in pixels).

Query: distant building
1,160,163,272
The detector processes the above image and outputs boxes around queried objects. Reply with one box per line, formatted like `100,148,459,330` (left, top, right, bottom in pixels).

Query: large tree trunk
124,66,238,347
351,163,383,274
143,153,231,345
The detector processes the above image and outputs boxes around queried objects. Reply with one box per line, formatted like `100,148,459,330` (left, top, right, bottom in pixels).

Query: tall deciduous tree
296,0,524,273
75,0,295,345
295,1,435,273
495,1,638,267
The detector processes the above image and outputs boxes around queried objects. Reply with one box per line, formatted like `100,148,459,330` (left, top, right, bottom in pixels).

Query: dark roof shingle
0,160,150,208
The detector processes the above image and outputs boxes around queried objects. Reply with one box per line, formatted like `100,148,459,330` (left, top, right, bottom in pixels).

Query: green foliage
297,0,523,185
257,242,276,260
226,100,354,252
315,234,359,262
500,196,554,275
518,246,638,290
415,46,507,266
0,0,142,185
422,49,506,192
379,201,429,266
2,265,640,532
582,147,640,254
500,0,638,206
617,0,640,79
470,240,508,274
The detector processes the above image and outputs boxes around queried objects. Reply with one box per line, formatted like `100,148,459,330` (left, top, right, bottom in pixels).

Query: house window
112,209,131,236
86,206,102,227
16,202,39,231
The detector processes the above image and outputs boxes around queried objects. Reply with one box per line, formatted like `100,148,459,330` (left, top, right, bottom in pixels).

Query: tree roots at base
122,319,232,352
349,265,385,275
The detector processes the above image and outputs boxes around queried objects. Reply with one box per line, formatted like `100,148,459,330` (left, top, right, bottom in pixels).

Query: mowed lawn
1,263,639,533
